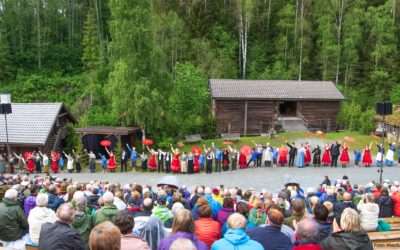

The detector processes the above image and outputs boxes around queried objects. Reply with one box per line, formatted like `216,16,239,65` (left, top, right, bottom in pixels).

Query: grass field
178,131,387,155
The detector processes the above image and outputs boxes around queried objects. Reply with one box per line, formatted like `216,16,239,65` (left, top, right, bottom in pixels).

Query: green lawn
177,131,386,155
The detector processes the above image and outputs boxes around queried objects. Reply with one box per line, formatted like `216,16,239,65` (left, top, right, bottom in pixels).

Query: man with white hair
170,238,197,250
93,191,118,226
0,189,29,249
293,218,321,250
28,193,57,245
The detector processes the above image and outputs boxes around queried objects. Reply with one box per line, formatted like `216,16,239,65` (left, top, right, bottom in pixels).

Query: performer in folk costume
278,145,288,167
181,152,188,173
286,141,297,167
261,142,273,167
63,151,74,173
105,147,116,172
25,153,35,173
321,143,331,166
212,142,222,172
385,142,396,166
33,152,41,173
98,153,108,173
362,142,373,167
339,143,350,168
296,144,306,168
39,151,49,173
228,145,239,170
272,147,279,167
14,153,26,174
187,151,194,174
312,145,321,167
170,144,181,173
304,143,312,166
58,155,64,173
376,142,385,168
140,152,148,172
193,150,200,173
353,148,362,168
51,151,59,173
126,144,138,172
85,149,97,173
146,146,157,172
203,145,214,173
222,148,230,171
238,151,247,169
73,150,81,173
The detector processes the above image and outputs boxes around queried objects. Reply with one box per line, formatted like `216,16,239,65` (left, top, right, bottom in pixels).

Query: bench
26,245,39,250
185,134,202,143
381,217,400,224
368,218,400,249
221,133,240,141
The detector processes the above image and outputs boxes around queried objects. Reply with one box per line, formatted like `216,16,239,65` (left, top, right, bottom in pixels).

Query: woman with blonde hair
159,209,207,250
89,221,121,250
321,208,373,250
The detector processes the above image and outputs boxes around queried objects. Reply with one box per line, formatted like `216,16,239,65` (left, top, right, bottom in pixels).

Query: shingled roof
0,103,75,145
209,79,345,101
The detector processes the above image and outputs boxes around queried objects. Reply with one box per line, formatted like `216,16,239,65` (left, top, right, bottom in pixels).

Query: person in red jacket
195,203,221,249
391,188,400,217
293,218,322,250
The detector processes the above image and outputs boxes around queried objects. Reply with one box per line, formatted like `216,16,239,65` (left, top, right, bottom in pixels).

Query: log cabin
209,79,345,135
0,103,76,154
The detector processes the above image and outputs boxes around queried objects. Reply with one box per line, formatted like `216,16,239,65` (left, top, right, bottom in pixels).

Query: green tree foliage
167,62,210,137
2,0,400,137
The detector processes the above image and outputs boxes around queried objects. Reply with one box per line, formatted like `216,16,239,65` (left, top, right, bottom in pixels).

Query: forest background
1,0,399,144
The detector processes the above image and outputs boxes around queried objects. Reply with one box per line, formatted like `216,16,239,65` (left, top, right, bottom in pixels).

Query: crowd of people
0,140,399,175
1,172,400,250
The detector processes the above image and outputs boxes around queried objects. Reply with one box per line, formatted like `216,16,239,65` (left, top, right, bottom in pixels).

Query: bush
359,108,376,134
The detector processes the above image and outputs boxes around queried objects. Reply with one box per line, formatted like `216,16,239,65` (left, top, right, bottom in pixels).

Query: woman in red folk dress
51,151,59,173
26,153,35,173
362,141,373,167
146,146,157,172
170,144,181,173
105,147,116,172
321,143,331,166
340,143,350,168
304,143,312,166
278,145,288,167
193,150,200,172
238,152,247,169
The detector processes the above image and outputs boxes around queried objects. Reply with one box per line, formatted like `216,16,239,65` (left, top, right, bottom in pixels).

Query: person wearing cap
152,194,172,223
247,208,293,249
212,188,223,205
127,191,142,217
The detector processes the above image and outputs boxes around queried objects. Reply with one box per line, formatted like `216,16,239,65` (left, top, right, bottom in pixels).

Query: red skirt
340,150,350,164
362,152,372,165
239,154,247,168
279,155,287,165
27,159,35,172
305,150,311,164
51,161,58,173
171,158,181,172
108,157,116,169
322,151,331,164
148,155,157,170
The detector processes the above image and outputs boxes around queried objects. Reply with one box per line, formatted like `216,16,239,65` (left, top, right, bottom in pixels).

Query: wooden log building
209,79,345,135
0,103,76,154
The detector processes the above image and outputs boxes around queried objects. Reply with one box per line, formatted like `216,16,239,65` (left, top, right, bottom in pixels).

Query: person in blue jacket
199,153,204,173
272,147,279,167
212,142,222,172
212,213,263,250
98,153,108,174
354,149,362,167
247,150,258,167
126,144,138,172
58,155,64,173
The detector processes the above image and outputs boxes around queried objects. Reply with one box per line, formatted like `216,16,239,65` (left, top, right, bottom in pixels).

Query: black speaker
376,103,384,115
376,102,392,116
0,103,12,114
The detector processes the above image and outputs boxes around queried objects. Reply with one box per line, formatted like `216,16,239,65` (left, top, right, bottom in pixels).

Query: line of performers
1,140,397,175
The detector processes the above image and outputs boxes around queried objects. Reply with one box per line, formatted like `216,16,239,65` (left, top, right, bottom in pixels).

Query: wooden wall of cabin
214,100,277,135
297,101,340,131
